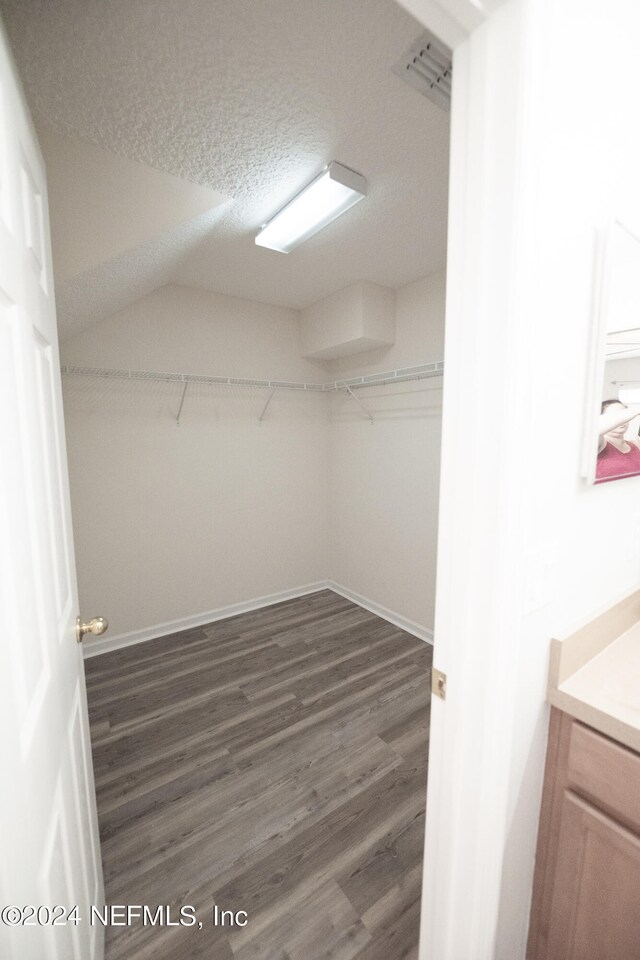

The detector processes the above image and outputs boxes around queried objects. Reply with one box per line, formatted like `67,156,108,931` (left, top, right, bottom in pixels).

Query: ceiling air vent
392,29,452,112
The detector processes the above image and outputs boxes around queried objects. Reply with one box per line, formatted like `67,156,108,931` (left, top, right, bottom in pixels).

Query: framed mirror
584,220,640,484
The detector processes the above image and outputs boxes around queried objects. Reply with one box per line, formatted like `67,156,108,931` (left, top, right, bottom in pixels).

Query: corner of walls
63,276,443,648
327,271,446,638
327,581,434,644
328,270,446,381
62,284,331,638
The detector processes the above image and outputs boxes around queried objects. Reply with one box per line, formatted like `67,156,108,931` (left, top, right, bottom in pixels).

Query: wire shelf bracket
341,382,374,423
258,388,277,423
176,381,189,426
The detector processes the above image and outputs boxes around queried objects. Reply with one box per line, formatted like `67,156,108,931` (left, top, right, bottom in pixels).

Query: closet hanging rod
60,364,326,392
60,361,444,392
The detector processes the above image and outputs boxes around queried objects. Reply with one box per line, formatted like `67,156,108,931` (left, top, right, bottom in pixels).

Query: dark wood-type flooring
84,590,432,960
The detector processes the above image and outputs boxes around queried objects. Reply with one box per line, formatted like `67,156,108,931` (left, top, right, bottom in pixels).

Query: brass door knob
76,616,109,643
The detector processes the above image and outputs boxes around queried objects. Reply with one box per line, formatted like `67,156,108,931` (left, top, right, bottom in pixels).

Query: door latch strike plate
432,667,447,700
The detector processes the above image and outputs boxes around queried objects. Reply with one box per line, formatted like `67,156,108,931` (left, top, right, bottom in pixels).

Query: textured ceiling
1,0,450,337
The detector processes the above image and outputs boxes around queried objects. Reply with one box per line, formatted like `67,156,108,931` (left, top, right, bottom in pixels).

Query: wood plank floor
84,590,432,960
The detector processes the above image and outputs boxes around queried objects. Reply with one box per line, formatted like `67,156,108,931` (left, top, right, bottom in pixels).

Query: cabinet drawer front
567,721,640,833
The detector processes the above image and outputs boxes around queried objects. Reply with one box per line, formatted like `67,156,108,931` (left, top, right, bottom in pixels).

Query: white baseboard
82,581,331,658
83,579,434,658
327,581,434,645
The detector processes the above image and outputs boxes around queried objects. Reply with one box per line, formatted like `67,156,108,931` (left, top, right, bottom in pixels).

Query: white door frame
394,1,537,957
396,0,640,954
416,6,640,957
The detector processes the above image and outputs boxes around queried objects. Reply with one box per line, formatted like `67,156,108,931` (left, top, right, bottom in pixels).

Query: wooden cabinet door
547,790,640,960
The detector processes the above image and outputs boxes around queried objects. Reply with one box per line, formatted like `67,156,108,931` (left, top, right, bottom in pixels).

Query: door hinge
432,667,447,700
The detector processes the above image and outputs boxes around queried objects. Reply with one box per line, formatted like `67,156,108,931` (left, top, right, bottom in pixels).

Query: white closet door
0,19,104,960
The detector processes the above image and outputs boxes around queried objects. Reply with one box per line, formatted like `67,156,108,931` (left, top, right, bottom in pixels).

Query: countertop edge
548,684,640,755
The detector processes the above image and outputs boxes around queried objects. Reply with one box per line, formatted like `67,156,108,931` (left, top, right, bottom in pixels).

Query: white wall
329,273,445,631
419,0,640,957
61,283,328,380
61,276,445,641
61,284,330,637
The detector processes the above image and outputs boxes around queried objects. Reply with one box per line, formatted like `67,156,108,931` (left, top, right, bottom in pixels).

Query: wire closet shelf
60,361,444,424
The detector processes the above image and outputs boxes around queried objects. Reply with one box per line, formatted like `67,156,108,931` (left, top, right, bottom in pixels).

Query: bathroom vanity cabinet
527,707,640,960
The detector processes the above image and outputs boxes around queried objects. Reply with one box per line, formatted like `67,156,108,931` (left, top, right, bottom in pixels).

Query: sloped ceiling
1,0,450,340
40,128,228,284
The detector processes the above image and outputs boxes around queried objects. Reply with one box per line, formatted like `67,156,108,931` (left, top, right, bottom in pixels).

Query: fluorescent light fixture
255,161,367,254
